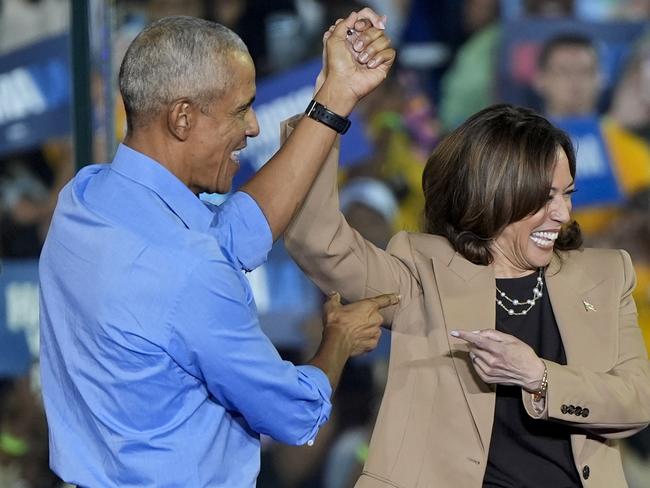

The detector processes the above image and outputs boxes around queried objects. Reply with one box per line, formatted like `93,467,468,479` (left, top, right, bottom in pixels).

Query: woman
283,104,650,487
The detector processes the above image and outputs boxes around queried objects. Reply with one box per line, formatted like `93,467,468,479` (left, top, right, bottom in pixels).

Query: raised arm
283,116,422,326
241,8,395,240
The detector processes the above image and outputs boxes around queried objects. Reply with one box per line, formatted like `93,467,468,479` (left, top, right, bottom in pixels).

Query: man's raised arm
240,8,395,240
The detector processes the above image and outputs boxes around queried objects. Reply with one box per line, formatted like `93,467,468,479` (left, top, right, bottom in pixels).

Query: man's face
536,45,601,117
187,52,259,194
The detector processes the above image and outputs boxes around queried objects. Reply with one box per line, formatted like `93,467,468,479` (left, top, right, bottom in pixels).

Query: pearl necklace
495,268,544,316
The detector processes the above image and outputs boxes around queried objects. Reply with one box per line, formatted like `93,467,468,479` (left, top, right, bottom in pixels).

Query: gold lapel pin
583,300,596,312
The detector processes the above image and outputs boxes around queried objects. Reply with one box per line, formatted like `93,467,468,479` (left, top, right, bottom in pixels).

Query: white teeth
231,150,241,163
530,231,558,248
531,231,558,241
530,236,553,248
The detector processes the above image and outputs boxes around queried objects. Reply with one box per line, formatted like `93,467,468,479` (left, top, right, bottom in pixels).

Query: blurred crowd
1,0,649,487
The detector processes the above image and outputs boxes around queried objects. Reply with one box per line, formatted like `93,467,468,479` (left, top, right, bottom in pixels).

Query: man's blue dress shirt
39,144,332,487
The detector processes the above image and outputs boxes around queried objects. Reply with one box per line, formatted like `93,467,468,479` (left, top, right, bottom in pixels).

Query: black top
482,270,581,488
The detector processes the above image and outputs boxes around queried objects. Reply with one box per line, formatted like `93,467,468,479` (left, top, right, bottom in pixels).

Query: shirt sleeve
165,256,331,445
205,191,273,272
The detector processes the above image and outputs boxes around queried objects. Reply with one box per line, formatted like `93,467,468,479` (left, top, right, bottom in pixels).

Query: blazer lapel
433,252,497,453
545,254,615,371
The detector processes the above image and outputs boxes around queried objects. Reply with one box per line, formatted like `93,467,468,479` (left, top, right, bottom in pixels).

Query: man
534,34,601,119
534,33,650,234
39,11,396,487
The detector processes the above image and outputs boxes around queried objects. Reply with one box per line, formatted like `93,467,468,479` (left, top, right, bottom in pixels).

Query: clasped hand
451,329,545,392
315,8,396,105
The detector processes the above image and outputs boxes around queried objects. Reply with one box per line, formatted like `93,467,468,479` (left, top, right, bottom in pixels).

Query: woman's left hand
451,329,545,392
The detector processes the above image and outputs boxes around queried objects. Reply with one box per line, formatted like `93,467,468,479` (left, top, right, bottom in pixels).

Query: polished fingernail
367,58,377,67
450,330,459,337
359,52,369,62
354,40,364,51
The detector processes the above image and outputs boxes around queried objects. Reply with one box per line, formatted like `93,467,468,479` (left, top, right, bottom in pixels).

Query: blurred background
0,0,649,486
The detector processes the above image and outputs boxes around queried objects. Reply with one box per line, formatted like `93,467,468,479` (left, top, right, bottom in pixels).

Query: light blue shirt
39,144,332,487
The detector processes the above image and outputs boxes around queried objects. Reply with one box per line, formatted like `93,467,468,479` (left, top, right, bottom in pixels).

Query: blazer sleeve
282,116,422,325
522,249,650,438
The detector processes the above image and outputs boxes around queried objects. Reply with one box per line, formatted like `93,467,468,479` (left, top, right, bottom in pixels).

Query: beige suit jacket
283,120,650,488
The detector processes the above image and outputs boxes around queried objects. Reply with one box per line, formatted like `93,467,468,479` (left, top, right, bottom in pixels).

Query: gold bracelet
532,363,548,402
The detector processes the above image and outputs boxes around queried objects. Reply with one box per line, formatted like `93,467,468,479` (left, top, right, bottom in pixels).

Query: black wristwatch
305,99,351,134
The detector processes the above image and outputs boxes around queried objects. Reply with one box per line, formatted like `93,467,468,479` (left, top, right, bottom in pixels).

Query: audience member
534,33,650,234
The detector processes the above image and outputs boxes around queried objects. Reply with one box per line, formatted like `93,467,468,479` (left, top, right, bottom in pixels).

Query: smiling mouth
530,231,559,248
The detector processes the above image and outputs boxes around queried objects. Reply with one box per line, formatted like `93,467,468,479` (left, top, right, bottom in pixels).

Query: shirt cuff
295,365,333,445
211,191,273,271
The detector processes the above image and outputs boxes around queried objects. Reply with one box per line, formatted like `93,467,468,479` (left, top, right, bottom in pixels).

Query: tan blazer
283,120,650,488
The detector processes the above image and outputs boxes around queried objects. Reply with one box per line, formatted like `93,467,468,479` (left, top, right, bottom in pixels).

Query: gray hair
118,16,248,129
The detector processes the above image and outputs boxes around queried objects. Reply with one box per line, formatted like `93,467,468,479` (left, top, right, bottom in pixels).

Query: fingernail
354,40,364,51
472,330,480,334
450,330,459,337
367,58,377,67
359,52,369,63
379,20,386,29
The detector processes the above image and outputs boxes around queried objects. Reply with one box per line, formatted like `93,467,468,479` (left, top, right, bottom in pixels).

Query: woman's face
491,148,575,278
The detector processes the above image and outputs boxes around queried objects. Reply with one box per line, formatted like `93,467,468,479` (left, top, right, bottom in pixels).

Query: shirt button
581,408,590,418
582,465,590,479
567,405,576,414
574,406,583,416
561,404,568,414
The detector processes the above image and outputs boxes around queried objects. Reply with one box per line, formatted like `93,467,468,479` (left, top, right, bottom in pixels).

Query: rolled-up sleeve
166,256,331,445
206,191,273,271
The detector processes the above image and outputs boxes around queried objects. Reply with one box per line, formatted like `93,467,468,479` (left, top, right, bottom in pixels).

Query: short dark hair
422,104,582,265
119,16,248,130
538,33,597,70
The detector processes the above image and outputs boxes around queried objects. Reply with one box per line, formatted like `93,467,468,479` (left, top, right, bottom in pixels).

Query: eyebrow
551,180,575,192
237,95,256,112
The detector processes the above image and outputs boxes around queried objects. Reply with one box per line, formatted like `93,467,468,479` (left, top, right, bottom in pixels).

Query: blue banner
0,34,71,157
552,116,623,208
0,260,39,378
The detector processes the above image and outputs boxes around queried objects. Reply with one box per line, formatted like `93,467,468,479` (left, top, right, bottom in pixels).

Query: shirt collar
110,143,213,232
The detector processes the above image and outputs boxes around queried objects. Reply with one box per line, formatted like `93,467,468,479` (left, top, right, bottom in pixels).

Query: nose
246,107,260,137
549,195,571,224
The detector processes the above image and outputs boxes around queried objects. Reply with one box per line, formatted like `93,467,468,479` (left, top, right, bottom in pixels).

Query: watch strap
305,99,351,134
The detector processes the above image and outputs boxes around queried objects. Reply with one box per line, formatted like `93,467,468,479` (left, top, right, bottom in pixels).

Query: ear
168,99,193,141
